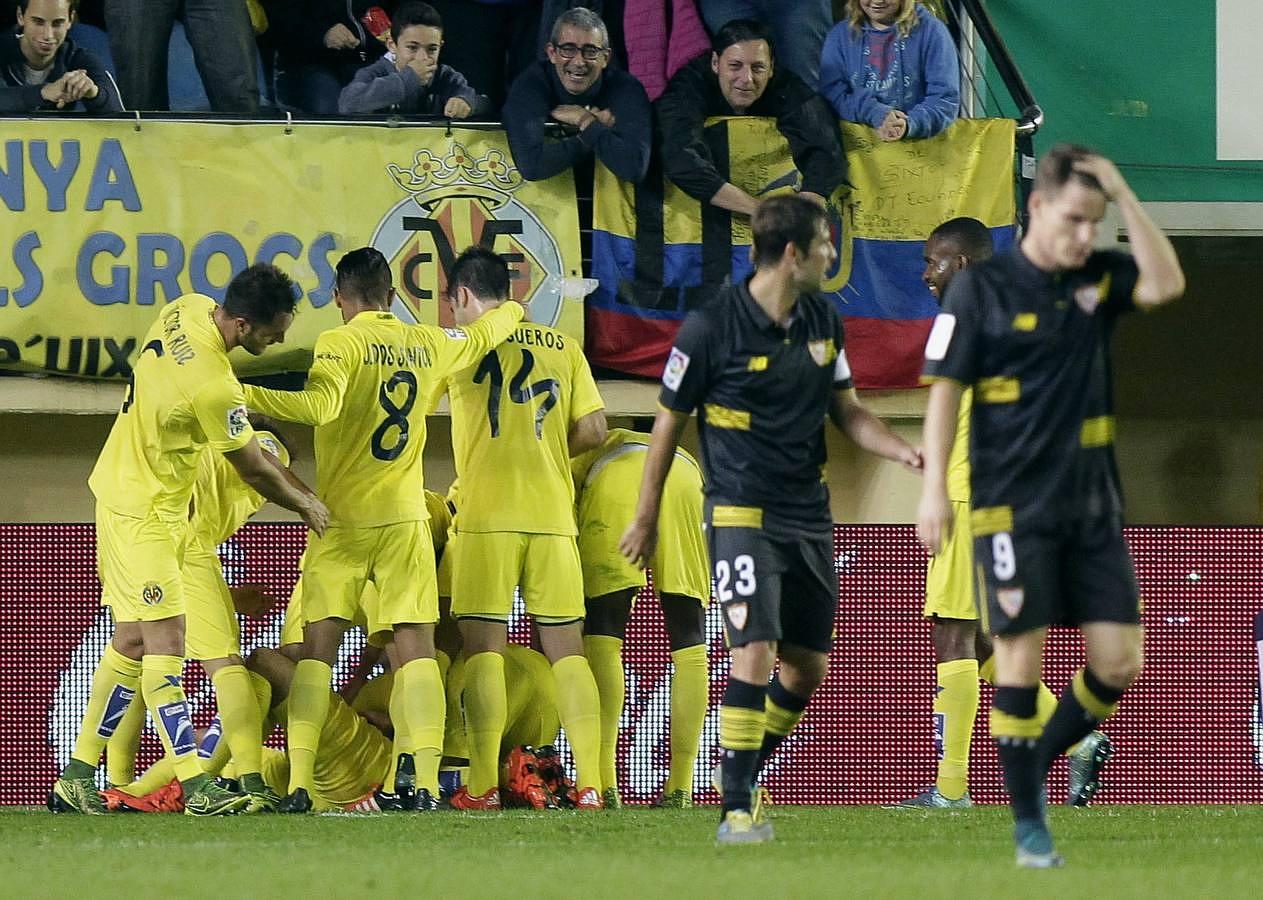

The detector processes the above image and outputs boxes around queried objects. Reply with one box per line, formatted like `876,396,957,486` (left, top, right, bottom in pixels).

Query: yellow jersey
947,388,972,503
570,427,701,489
89,294,254,522
441,321,604,535
424,489,454,556
244,305,524,528
187,430,291,552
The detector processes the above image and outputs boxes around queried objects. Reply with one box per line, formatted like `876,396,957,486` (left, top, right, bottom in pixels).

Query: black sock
719,678,766,816
1036,667,1125,766
992,685,1044,822
753,676,811,777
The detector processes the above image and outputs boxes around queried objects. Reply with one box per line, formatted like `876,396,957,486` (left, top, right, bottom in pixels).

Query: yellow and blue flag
589,117,1016,388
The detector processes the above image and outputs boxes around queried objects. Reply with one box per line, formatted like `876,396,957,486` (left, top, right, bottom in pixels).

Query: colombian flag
587,118,1017,388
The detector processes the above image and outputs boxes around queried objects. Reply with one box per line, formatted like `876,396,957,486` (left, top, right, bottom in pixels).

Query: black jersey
659,277,853,535
922,248,1140,528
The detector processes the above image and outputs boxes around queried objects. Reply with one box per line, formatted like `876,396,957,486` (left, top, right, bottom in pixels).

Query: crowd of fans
2,1,962,200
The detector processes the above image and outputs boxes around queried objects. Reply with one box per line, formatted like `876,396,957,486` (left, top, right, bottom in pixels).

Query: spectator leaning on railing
819,0,959,142
503,6,651,184
1,0,121,112
655,18,845,218
338,1,480,116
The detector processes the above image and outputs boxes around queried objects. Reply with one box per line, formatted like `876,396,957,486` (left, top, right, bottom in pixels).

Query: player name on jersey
360,344,434,367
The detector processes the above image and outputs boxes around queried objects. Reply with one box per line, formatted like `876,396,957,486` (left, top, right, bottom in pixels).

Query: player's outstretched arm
620,405,689,569
1074,155,1185,307
430,302,526,375
224,438,330,536
568,410,608,457
243,339,352,426
915,379,963,555
829,388,923,471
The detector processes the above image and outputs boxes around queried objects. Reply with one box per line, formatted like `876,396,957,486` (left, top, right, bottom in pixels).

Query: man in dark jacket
338,1,480,116
655,19,844,217
503,6,650,184
264,0,393,114
1,0,121,112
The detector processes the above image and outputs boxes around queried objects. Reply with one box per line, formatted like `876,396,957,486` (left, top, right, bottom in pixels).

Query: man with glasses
503,6,651,184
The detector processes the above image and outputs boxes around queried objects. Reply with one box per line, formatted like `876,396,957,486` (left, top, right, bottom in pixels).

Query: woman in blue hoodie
819,0,959,141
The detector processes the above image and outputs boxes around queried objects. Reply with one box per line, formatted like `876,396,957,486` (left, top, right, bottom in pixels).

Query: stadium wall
1,523,1259,806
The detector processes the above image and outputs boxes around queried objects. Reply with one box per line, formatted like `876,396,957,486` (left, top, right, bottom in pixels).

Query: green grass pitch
3,805,1261,898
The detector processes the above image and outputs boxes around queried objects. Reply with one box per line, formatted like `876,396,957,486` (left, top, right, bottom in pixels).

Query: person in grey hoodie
338,1,481,116
819,0,959,141
0,0,121,113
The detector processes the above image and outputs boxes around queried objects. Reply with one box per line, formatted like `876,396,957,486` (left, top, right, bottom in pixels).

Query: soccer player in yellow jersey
49,264,330,816
572,428,710,808
244,246,526,813
436,247,608,811
901,218,1111,810
103,417,295,810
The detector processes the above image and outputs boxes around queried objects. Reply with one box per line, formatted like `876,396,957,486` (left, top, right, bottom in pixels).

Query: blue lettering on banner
157,701,197,756
78,231,129,305
0,140,22,210
0,231,43,307
136,233,186,305
85,139,141,212
30,140,79,212
95,684,137,738
189,232,248,300
307,232,337,308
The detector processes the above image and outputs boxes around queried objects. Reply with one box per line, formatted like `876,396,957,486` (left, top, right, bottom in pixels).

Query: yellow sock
1036,681,1058,726
248,671,274,735
933,659,980,800
665,645,707,796
464,652,507,795
140,654,202,783
397,657,445,794
978,656,996,684
552,654,601,791
583,634,624,792
72,644,142,772
104,672,147,786
286,659,332,793
210,664,264,776
385,673,411,789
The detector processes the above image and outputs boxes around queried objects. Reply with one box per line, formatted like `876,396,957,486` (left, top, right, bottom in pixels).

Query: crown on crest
388,142,523,209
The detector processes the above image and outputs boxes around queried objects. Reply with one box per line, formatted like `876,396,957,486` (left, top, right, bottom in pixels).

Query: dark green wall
985,0,1263,200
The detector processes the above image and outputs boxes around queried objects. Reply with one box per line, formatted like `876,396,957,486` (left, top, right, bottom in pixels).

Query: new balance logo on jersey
157,701,197,756
95,685,137,738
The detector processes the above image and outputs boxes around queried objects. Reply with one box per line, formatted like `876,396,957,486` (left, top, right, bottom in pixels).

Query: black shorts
974,513,1140,636
707,522,837,654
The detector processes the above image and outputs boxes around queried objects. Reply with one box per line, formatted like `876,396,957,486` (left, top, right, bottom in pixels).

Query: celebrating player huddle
49,145,1184,868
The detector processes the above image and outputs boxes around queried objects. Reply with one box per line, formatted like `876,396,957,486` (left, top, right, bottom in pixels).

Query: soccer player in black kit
918,145,1185,867
621,194,922,843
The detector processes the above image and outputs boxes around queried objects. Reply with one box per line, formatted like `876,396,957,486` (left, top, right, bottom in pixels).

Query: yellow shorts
182,545,240,661
302,522,438,629
96,504,187,623
449,530,583,620
281,574,386,648
924,500,978,620
577,452,709,603
436,540,454,599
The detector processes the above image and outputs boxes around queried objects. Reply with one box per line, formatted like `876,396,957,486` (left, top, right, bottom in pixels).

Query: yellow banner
0,121,582,379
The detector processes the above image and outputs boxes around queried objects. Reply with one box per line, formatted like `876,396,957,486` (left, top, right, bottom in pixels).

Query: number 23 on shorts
715,554,757,602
